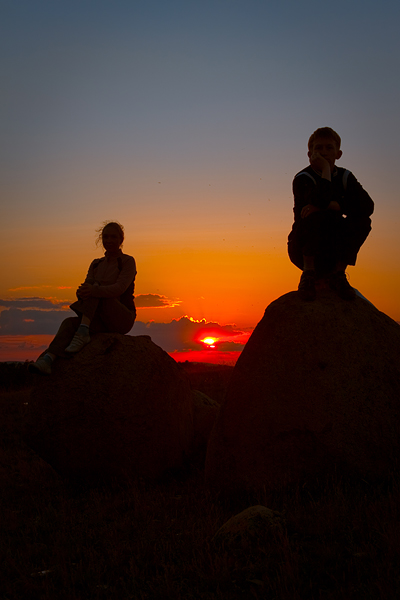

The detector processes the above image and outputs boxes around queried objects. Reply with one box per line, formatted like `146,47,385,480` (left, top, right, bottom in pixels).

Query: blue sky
4,0,399,195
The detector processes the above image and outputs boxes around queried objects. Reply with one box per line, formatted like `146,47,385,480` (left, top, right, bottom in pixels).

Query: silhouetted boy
288,127,374,300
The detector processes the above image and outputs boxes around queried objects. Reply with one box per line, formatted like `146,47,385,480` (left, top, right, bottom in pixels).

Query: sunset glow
1,2,400,364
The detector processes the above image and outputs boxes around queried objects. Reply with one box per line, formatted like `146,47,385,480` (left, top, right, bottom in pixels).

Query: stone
25,334,194,482
213,505,284,550
191,390,220,463
205,291,400,492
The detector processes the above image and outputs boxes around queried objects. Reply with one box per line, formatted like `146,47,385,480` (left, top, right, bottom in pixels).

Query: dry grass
1,362,400,599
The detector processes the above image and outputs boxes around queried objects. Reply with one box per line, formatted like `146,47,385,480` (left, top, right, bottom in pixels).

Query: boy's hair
308,127,341,151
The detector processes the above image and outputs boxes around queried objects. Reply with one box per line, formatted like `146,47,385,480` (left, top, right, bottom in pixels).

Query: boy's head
307,127,342,170
308,127,341,152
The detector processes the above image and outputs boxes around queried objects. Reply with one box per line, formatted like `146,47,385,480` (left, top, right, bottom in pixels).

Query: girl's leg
92,298,136,334
30,298,136,371
64,297,101,353
66,298,135,352
47,317,82,355
29,316,81,374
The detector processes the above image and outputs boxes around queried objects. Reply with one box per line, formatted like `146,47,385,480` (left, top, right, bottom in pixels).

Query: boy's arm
309,152,331,181
292,173,334,220
341,172,374,217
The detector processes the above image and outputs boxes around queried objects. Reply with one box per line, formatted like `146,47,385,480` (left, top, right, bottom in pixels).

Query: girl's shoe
65,331,91,353
29,356,52,375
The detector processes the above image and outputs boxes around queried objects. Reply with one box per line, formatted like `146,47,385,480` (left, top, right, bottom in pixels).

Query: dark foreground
1,362,400,599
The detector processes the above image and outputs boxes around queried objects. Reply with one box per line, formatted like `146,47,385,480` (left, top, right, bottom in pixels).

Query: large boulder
205,291,400,491
25,334,194,482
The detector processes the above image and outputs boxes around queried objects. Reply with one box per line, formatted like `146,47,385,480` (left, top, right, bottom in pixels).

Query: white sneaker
29,356,52,375
65,331,91,353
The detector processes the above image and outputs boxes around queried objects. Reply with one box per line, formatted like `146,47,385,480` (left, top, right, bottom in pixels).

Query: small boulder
25,334,194,482
213,505,284,550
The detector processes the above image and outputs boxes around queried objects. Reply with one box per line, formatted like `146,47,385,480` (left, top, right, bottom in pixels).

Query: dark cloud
0,297,69,310
1,294,180,311
131,316,250,352
0,308,73,335
135,294,181,308
0,298,251,353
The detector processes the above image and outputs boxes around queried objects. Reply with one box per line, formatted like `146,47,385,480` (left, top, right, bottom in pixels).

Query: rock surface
25,334,194,482
0,389,60,490
191,390,220,463
205,291,400,491
213,505,283,550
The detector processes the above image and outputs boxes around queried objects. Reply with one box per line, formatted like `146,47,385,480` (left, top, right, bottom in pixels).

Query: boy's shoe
298,270,316,301
65,331,91,353
29,356,52,375
330,271,356,300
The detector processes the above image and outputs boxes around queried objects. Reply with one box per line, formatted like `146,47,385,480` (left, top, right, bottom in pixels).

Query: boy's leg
329,215,372,300
290,212,337,274
289,215,323,300
336,215,372,267
298,266,317,301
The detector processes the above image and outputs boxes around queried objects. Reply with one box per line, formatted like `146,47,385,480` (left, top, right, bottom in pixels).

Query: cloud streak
0,297,70,310
8,286,72,291
135,293,182,309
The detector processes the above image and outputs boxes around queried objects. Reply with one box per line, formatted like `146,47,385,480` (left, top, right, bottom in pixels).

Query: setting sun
201,337,217,348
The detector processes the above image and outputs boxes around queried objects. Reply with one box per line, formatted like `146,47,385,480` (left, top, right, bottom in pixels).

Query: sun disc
202,337,217,347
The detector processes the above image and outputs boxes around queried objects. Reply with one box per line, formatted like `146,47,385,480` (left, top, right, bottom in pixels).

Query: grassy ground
1,362,400,599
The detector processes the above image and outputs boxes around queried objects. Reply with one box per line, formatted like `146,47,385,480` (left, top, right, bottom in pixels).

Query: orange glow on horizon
169,350,240,366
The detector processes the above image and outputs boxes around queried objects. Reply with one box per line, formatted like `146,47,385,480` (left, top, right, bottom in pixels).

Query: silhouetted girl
30,221,136,374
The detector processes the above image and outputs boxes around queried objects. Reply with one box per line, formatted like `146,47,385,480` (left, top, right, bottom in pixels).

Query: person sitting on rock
29,221,137,375
287,127,374,301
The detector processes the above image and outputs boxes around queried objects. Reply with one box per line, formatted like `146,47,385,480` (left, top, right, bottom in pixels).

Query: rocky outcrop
25,334,194,482
205,291,400,492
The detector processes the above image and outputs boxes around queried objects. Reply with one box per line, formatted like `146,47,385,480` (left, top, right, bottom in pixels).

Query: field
1,362,400,599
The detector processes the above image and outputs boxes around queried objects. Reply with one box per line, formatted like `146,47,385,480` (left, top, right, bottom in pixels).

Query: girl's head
96,221,125,252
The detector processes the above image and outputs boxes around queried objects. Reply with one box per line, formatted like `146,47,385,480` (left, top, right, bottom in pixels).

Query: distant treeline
0,361,34,390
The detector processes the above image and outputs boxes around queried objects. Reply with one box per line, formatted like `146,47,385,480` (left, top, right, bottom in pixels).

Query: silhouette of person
288,127,374,300
29,221,136,374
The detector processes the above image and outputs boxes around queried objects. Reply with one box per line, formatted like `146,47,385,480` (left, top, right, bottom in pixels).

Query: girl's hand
77,283,94,299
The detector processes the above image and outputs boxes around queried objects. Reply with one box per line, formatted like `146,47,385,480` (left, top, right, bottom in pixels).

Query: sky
1,0,400,362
